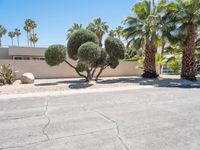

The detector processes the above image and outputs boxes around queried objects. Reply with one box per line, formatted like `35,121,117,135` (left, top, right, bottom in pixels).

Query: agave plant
0,64,16,85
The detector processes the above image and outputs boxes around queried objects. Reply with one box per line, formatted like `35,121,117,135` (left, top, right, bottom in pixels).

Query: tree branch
64,60,88,81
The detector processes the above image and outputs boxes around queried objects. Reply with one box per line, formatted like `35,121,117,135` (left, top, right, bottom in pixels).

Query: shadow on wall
34,77,200,89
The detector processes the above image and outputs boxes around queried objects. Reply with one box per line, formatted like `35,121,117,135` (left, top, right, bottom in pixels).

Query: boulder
21,73,35,84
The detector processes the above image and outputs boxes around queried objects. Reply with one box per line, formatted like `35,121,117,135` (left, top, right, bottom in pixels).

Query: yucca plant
0,64,16,85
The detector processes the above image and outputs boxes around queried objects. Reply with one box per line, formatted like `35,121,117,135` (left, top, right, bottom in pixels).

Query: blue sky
0,0,136,47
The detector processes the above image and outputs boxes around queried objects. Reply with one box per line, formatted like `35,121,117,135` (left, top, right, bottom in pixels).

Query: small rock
21,73,35,84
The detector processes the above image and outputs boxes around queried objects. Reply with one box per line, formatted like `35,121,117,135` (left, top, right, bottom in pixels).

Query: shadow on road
97,77,200,88
34,77,200,89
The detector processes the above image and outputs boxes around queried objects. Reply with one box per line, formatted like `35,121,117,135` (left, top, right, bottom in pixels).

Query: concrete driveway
0,86,200,150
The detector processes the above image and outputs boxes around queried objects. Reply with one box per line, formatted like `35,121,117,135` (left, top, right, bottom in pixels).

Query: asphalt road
0,87,200,150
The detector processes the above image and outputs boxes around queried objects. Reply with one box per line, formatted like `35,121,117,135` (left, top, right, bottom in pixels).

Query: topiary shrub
78,42,101,63
45,29,125,82
67,29,99,60
108,57,119,69
45,44,67,66
105,37,125,59
76,61,89,72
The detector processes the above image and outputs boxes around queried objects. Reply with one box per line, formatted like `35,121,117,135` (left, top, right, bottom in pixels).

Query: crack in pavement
0,128,116,150
42,98,50,141
81,105,129,150
0,140,48,150
93,110,129,150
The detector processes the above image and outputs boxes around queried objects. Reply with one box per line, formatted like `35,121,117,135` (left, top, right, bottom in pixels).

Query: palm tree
29,34,38,47
14,28,21,46
87,17,109,47
67,23,82,39
24,19,37,46
108,29,115,37
113,26,124,40
172,0,200,81
24,25,31,46
123,0,161,78
0,25,7,47
8,32,15,46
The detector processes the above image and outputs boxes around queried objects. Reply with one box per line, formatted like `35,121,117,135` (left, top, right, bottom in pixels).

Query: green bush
76,61,89,72
168,55,181,73
108,57,119,69
78,42,101,63
45,45,67,66
105,37,125,59
67,29,99,60
0,64,16,85
94,49,107,67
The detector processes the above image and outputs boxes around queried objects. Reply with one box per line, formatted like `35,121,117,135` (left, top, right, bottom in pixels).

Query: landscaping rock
21,73,35,84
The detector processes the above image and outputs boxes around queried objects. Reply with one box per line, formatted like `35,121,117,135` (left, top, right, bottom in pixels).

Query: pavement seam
0,140,48,150
82,105,129,150
93,110,129,150
42,98,50,141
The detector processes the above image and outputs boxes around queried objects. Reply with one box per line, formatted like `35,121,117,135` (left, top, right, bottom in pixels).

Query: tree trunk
17,36,19,46
0,37,2,47
27,32,29,46
95,66,104,81
181,23,197,81
11,38,13,46
142,43,158,78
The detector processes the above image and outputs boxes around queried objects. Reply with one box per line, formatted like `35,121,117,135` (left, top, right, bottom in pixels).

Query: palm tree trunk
181,23,197,81
11,38,13,46
142,43,158,78
0,37,2,47
17,36,19,46
27,32,29,46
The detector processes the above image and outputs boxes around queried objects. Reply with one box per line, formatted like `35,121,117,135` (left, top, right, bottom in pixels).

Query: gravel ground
0,76,199,95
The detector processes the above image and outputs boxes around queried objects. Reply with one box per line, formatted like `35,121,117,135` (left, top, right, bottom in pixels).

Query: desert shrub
0,64,16,85
67,29,99,60
78,42,101,63
45,45,67,66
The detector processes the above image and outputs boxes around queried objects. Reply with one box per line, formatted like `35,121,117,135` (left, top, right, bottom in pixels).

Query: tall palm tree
24,25,31,46
30,34,38,47
0,25,7,47
87,17,109,47
14,28,21,46
24,19,37,46
8,32,15,46
123,0,161,78
113,26,124,40
67,23,82,39
172,0,200,81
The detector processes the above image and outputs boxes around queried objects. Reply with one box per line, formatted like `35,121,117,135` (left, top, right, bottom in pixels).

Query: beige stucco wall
0,59,143,79
8,46,46,57
0,48,12,59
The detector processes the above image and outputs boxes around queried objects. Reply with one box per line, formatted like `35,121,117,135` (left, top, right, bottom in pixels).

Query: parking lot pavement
0,87,200,150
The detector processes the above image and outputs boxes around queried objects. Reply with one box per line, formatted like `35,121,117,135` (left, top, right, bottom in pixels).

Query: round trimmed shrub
76,61,89,72
67,29,99,60
105,37,125,59
78,42,101,63
45,45,67,66
108,57,119,69
95,49,107,67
